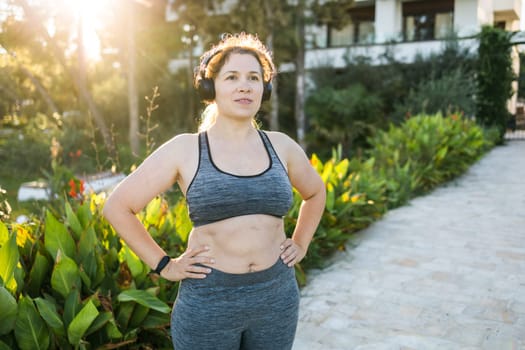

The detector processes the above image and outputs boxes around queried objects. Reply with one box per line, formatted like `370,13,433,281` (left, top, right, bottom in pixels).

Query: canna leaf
27,252,51,297
65,201,83,240
67,300,99,345
0,231,18,294
0,221,8,246
78,227,98,262
0,286,17,335
0,341,12,350
118,289,170,314
45,211,75,260
34,297,65,337
63,291,81,328
120,245,145,278
51,253,81,299
14,295,50,350
85,311,113,337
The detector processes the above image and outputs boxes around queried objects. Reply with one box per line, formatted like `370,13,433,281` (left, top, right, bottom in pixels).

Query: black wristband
152,255,170,275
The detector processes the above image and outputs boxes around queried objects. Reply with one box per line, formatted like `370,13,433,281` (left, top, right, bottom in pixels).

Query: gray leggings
170,259,300,350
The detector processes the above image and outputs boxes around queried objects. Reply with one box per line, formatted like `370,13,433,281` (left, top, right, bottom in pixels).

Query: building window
328,4,375,46
330,24,355,46
403,0,453,42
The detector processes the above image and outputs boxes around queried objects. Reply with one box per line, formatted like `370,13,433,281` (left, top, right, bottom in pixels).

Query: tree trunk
127,2,140,156
294,0,307,150
263,2,280,131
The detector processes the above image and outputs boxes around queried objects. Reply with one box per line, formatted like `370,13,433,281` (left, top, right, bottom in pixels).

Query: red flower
68,178,85,199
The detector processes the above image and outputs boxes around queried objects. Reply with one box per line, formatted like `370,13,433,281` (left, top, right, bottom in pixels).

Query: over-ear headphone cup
199,78,272,102
262,82,272,102
198,78,215,101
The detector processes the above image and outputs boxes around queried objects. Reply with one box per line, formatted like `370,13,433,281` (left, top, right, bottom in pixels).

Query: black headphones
196,49,272,102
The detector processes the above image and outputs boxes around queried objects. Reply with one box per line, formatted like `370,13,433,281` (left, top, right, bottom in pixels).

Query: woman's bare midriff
187,214,286,274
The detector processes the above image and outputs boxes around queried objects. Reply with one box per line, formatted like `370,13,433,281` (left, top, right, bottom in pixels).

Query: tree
476,25,515,143
16,0,116,154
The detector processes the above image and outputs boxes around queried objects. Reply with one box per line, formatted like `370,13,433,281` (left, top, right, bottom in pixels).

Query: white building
303,0,522,113
167,0,523,112
305,0,521,67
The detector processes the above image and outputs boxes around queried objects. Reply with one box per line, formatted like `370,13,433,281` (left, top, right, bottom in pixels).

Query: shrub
476,26,515,142
366,113,493,206
306,84,384,158
0,194,186,349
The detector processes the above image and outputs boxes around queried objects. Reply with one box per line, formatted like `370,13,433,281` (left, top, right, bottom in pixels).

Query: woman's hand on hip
160,246,214,281
280,238,306,267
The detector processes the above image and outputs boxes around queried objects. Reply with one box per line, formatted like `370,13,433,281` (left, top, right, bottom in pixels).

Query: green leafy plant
476,25,516,143
0,193,187,349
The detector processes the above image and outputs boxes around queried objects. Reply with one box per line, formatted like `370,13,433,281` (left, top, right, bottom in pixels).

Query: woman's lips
235,98,253,104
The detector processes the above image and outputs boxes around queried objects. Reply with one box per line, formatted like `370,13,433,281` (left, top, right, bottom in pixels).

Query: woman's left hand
280,239,306,267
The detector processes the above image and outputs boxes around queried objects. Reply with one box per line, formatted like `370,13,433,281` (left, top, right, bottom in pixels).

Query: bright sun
65,0,112,62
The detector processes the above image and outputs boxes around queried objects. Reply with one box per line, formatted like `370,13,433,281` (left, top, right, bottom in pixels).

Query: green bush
394,68,476,121
476,26,515,142
0,194,186,349
366,113,493,206
306,84,384,158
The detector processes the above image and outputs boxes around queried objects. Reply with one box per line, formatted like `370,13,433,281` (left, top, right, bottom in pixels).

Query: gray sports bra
185,130,293,227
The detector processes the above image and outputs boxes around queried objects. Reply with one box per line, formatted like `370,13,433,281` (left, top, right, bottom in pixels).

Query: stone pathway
293,141,525,350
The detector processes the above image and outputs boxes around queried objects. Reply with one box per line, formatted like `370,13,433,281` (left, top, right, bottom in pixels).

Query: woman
103,32,326,350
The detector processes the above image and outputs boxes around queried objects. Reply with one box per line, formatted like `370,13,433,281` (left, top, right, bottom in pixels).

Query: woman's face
213,53,265,121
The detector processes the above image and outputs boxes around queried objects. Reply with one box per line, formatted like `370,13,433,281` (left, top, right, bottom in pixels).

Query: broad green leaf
51,254,81,299
67,300,99,345
81,250,97,281
144,196,162,225
105,319,123,339
76,201,92,229
44,211,75,259
34,297,65,336
0,221,8,246
116,301,135,331
65,201,83,240
63,291,81,328
78,227,98,262
175,198,192,243
14,295,50,350
117,289,170,314
85,311,113,336
142,311,170,329
27,252,51,297
0,286,17,335
120,245,144,278
79,267,91,289
128,304,150,329
0,341,13,350
0,232,18,293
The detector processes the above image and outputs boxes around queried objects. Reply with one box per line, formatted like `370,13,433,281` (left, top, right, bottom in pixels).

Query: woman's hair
195,33,276,132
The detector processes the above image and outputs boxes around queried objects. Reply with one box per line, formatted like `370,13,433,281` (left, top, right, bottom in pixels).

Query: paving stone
292,142,525,350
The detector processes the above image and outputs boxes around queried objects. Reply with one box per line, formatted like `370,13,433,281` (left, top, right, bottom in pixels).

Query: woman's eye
250,75,260,81
226,75,237,80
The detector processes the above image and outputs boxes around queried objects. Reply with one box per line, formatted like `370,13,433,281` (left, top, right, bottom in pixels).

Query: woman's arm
103,134,213,280
274,133,326,266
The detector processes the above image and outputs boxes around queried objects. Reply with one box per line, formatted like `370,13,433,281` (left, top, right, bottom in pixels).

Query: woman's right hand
160,246,214,281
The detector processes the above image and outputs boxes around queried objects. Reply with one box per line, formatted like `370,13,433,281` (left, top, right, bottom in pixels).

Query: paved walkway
293,141,525,350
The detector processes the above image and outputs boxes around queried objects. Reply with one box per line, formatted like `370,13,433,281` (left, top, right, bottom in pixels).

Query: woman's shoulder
162,132,199,149
262,130,302,152
262,130,294,144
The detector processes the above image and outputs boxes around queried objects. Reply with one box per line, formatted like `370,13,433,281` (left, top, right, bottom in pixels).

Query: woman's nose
237,80,252,92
